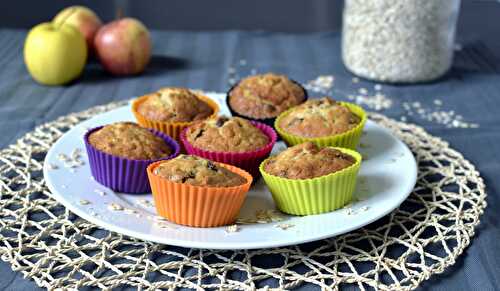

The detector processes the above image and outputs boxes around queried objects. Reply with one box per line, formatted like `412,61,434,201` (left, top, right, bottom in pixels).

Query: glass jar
341,0,461,83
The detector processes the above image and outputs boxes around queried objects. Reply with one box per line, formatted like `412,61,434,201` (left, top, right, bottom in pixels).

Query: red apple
53,6,102,52
94,18,151,75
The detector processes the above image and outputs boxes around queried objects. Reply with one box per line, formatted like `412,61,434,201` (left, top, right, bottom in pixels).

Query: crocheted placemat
0,100,486,290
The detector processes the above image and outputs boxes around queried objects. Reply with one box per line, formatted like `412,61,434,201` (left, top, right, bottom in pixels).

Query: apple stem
55,7,77,29
116,8,123,20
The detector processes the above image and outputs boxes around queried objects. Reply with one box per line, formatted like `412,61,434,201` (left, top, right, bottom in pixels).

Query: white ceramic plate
44,93,417,250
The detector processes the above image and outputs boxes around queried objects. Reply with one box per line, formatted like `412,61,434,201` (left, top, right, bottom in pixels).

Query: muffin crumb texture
279,97,360,138
264,142,355,179
137,87,214,122
154,155,246,187
186,116,269,152
229,73,306,119
88,122,171,160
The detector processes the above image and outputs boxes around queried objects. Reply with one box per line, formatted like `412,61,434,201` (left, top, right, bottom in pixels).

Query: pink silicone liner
180,121,277,178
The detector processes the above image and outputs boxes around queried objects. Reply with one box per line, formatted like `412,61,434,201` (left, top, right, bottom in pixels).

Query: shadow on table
78,55,190,84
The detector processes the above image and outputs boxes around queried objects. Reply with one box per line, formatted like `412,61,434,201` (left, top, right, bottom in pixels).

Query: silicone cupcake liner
180,121,277,178
226,79,308,128
274,101,367,149
84,126,180,194
259,147,362,216
131,94,220,143
147,161,253,227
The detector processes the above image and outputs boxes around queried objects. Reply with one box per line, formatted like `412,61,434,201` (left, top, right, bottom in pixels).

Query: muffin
278,98,360,138
227,73,307,125
153,154,246,187
88,122,172,160
180,116,277,177
84,122,180,193
132,87,219,142
147,155,253,227
264,142,356,179
185,116,268,152
275,97,366,149
260,142,362,215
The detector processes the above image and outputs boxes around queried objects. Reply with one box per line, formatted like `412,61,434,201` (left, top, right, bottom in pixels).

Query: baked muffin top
278,97,360,138
264,142,355,179
153,155,246,187
185,116,269,152
229,73,306,119
137,87,214,122
88,122,172,160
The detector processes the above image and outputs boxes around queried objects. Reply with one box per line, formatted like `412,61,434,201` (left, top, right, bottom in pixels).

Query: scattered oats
355,196,367,202
358,88,368,95
454,43,463,51
227,67,236,74
137,199,154,207
346,208,354,215
94,189,106,196
108,203,124,211
390,158,397,163
352,92,392,111
79,199,91,205
154,216,167,222
374,84,382,91
156,222,171,229
343,203,354,209
403,101,479,128
250,69,257,75
361,206,370,212
90,211,99,217
352,77,360,83
57,153,69,161
400,116,407,122
124,208,138,215
228,78,237,85
225,224,239,233
46,163,59,170
276,224,294,230
71,148,82,159
239,59,247,66
304,75,335,94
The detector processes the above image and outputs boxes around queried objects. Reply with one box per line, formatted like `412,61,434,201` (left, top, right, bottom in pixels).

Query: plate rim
44,96,417,250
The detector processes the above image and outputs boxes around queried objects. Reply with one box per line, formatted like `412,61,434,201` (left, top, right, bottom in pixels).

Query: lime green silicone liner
274,102,367,149
259,147,362,216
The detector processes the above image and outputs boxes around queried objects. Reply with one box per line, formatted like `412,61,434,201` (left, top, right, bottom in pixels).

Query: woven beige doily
0,101,486,290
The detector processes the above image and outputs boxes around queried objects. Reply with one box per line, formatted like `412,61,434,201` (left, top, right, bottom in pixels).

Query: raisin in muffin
228,73,306,119
185,116,269,152
153,155,246,187
264,142,355,179
137,87,214,122
88,122,172,160
278,97,360,138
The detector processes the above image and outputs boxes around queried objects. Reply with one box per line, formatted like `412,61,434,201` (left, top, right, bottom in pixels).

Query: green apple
24,22,88,85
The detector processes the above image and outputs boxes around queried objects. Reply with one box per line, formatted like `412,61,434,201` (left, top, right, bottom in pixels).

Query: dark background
1,0,499,52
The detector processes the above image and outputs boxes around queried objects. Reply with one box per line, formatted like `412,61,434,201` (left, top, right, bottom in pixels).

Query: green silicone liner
259,147,362,215
274,102,367,149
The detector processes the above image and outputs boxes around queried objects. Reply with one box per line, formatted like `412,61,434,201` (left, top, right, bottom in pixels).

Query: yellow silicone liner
131,93,220,143
274,102,367,149
259,147,362,216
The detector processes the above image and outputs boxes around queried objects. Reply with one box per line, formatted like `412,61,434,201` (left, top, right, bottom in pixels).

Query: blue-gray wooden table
1,17,500,291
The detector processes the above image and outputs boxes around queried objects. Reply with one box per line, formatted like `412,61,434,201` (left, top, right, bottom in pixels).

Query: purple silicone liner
84,126,180,194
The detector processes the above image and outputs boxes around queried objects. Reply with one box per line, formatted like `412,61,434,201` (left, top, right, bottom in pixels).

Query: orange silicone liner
147,160,253,227
131,93,220,143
